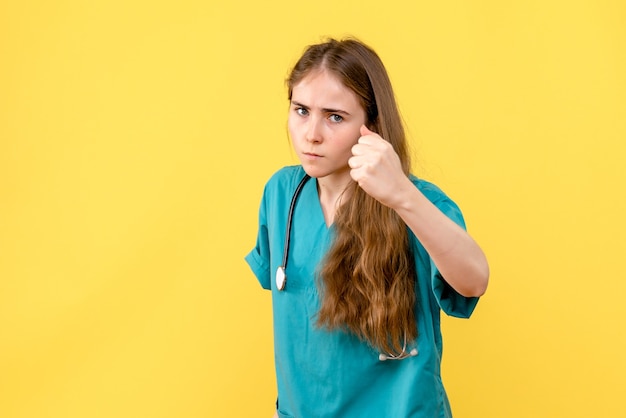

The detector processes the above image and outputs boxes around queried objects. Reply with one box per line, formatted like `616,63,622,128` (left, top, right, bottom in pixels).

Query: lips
303,152,322,159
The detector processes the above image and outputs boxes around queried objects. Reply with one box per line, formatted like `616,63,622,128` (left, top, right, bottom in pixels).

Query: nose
305,116,323,143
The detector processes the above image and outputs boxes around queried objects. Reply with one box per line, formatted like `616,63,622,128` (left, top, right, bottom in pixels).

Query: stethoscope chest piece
276,266,287,291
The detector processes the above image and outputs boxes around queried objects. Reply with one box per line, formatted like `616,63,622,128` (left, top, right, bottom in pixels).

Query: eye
295,107,308,116
329,114,343,123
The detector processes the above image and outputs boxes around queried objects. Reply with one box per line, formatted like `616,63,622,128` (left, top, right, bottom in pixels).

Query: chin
300,166,324,178
300,162,350,182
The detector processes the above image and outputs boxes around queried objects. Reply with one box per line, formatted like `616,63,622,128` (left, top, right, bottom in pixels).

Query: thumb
360,124,377,137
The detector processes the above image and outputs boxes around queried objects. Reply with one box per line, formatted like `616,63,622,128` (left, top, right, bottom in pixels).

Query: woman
245,38,489,418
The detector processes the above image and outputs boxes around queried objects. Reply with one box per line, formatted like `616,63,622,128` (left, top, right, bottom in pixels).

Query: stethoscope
275,173,311,292
275,173,418,361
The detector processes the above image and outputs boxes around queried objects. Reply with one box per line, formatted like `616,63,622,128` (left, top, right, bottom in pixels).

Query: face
288,68,367,186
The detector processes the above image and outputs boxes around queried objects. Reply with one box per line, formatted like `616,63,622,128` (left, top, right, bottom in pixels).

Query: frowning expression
288,68,367,184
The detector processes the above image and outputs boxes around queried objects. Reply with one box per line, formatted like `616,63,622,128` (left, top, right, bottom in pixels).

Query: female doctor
245,38,489,418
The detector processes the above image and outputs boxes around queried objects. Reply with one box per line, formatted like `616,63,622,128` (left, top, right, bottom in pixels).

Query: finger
350,167,364,183
360,124,377,137
357,135,371,145
348,155,362,169
358,131,385,148
351,142,369,156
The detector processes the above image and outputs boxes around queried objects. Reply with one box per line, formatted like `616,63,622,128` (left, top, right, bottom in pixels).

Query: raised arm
349,125,489,297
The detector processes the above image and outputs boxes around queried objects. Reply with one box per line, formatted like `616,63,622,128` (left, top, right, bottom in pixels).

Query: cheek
340,129,360,150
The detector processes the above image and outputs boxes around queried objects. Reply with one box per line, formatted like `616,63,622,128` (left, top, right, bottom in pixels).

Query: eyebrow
291,101,352,116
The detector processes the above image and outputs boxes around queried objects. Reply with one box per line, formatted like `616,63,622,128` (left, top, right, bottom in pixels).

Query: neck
317,175,353,226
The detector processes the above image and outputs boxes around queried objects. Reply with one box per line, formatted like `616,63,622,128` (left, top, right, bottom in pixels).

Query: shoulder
267,165,306,184
409,175,450,204
262,165,307,196
408,174,465,227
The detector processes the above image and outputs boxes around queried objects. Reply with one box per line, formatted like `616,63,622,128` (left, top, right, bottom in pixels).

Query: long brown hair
287,38,416,355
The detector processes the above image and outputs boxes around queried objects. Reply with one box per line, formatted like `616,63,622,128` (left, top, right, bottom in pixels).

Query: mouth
303,152,322,158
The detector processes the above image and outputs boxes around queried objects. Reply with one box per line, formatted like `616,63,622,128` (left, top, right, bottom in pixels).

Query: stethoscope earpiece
378,347,418,361
378,333,418,361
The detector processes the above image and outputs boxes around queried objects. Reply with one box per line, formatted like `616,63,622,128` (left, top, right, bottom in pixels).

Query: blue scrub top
245,165,479,418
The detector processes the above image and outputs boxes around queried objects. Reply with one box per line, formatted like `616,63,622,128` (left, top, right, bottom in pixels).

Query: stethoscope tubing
277,174,311,290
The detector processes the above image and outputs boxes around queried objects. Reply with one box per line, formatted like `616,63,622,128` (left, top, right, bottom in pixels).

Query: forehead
291,69,362,110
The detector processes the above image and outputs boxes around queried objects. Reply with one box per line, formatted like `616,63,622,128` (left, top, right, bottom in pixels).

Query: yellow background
1,1,625,417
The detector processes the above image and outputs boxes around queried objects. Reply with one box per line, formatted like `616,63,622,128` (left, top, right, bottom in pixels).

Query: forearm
391,179,489,297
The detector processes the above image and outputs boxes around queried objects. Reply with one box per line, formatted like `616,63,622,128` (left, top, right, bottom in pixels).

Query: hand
348,125,410,208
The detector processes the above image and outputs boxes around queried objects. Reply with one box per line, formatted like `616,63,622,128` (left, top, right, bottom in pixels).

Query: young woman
245,38,489,418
